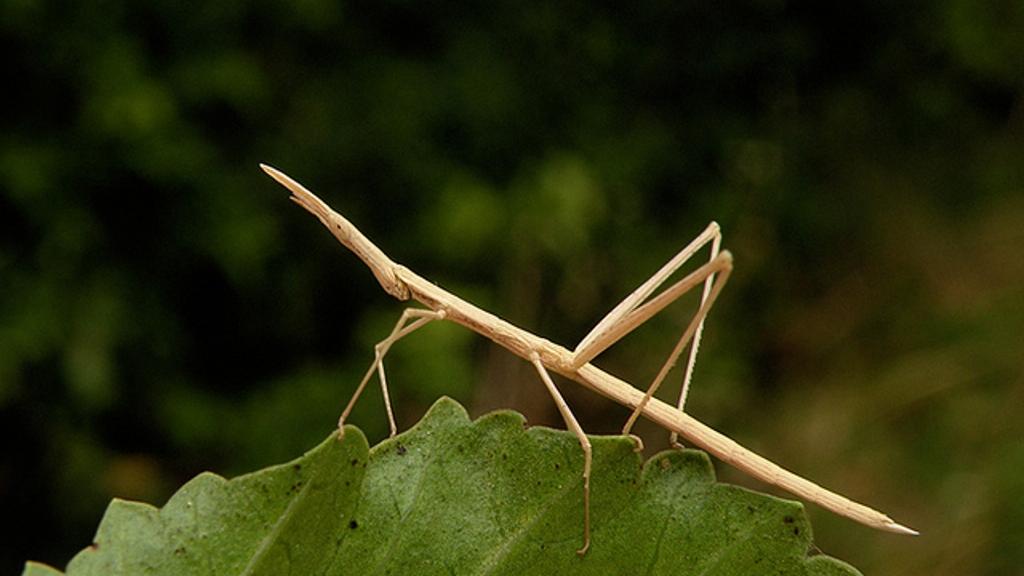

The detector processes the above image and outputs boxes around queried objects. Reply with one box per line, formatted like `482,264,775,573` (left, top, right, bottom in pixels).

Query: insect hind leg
621,252,732,437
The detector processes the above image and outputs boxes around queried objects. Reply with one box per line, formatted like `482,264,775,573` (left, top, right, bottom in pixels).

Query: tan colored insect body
262,164,917,555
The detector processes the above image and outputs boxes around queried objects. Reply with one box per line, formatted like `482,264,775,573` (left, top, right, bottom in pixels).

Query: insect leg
530,352,592,556
338,308,447,439
672,224,721,439
572,222,721,369
621,252,733,436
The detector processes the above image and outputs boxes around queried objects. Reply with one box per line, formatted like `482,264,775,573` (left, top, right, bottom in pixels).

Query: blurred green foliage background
2,1,1022,574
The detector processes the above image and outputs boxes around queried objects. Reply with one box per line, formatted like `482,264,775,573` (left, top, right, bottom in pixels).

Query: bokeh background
2,1,1023,574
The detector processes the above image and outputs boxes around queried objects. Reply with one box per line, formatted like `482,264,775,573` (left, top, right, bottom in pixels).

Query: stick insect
262,164,917,555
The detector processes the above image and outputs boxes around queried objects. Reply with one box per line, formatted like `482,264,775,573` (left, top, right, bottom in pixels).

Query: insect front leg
337,307,446,439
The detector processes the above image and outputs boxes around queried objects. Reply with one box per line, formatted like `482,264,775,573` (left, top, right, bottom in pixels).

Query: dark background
2,1,1022,574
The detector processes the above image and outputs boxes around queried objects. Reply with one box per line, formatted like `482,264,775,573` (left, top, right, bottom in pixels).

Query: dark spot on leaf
293,464,302,472
783,516,794,524
554,463,560,470
501,453,507,460
88,542,100,551
351,458,359,466
174,546,186,556
747,505,755,513
397,443,407,455
349,520,359,529
793,526,800,536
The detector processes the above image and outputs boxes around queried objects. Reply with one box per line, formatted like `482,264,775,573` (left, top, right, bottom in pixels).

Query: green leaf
25,398,861,575
19,563,63,576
